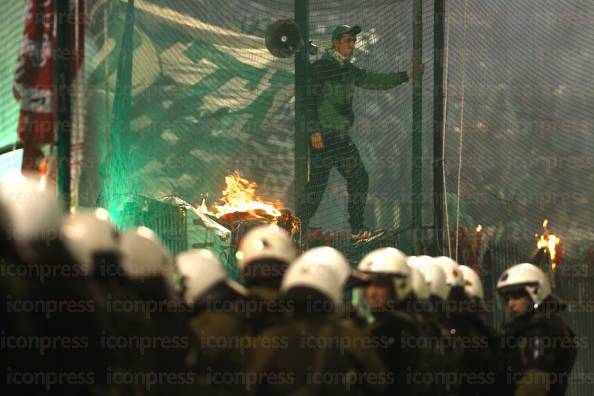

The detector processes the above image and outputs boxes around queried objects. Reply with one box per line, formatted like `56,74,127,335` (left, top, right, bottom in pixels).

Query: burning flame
476,224,482,233
37,159,49,191
38,174,47,191
210,171,281,218
536,219,562,271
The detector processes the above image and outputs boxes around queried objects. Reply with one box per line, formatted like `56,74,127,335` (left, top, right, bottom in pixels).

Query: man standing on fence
298,24,415,243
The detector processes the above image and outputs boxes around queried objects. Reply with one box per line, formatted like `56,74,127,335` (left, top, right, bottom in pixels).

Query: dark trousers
297,129,369,232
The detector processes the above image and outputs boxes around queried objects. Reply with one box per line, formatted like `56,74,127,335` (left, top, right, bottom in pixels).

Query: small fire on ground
200,171,283,223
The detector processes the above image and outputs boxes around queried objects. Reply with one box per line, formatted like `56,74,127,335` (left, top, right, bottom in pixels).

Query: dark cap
331,24,362,40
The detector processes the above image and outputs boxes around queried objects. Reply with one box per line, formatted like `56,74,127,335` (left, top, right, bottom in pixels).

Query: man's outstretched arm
353,58,416,89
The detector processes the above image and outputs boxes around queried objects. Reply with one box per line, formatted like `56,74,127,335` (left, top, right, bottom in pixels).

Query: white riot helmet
119,227,176,284
236,225,297,273
281,254,343,306
176,249,246,306
358,247,411,301
0,174,62,244
61,208,119,276
408,256,449,300
293,246,368,290
459,265,484,301
434,256,464,290
497,263,551,306
406,260,430,300
292,246,349,284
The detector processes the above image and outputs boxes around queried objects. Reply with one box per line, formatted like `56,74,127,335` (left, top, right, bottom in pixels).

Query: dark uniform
244,285,286,336
498,308,577,396
242,257,290,336
183,280,251,396
188,305,250,395
23,238,119,396
370,305,426,396
403,295,450,396
0,213,49,395
106,275,193,396
443,295,499,396
247,313,387,396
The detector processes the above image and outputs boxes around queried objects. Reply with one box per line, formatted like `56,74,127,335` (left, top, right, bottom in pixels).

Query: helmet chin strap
393,277,408,301
525,284,540,306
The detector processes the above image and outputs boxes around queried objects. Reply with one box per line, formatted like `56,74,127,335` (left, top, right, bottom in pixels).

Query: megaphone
265,19,304,58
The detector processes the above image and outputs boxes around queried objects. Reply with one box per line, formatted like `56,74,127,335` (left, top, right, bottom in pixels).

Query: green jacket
307,48,409,133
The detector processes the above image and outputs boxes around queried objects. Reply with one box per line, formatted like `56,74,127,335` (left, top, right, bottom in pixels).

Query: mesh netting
1,1,594,392
82,0,436,253
305,1,428,235
80,2,594,393
82,0,594,254
0,1,25,148
444,1,594,256
441,4,594,389
84,0,295,221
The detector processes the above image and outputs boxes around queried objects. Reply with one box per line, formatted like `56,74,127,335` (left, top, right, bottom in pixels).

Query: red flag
13,0,84,177
13,0,57,146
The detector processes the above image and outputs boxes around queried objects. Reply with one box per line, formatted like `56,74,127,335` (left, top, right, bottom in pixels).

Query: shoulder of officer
192,310,248,335
247,286,281,302
391,310,421,329
335,316,371,337
527,311,570,336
